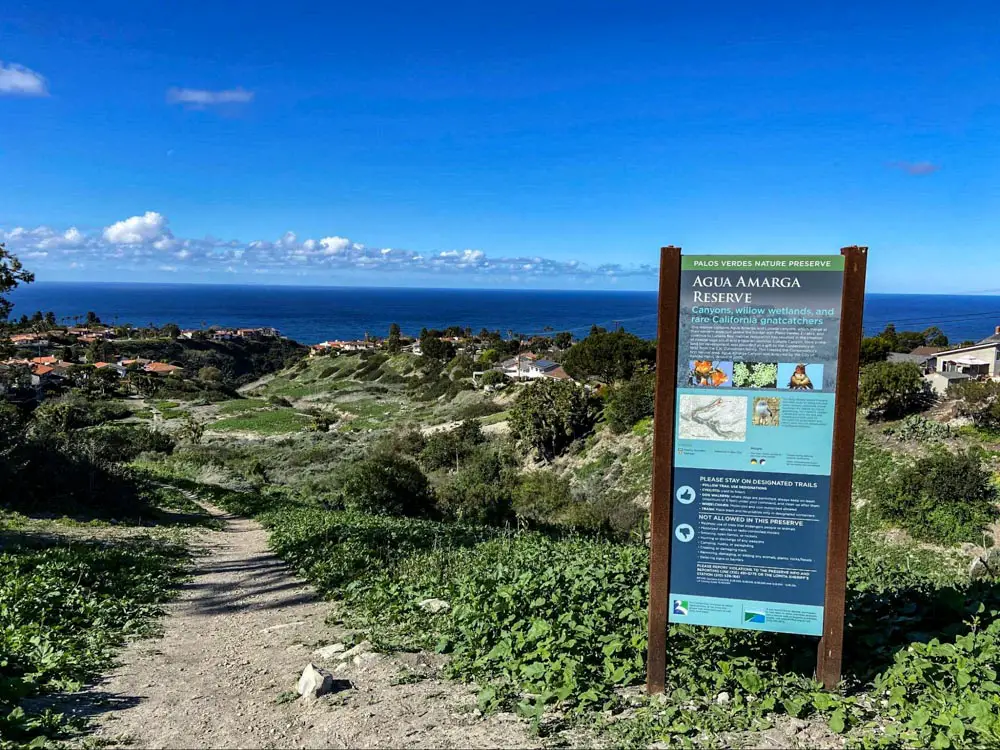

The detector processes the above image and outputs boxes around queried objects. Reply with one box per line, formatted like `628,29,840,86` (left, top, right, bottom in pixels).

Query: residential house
495,355,572,381
144,362,183,376
888,346,947,373
310,339,375,355
923,327,1000,394
95,361,127,377
10,333,51,349
236,327,280,339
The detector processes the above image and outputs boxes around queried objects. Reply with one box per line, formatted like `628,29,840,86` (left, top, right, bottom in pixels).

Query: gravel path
76,504,536,749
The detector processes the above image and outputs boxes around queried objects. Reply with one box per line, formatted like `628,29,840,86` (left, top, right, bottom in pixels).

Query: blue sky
2,1,999,292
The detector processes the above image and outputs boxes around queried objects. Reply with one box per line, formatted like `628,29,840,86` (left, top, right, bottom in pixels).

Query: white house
933,328,1000,378
497,356,572,381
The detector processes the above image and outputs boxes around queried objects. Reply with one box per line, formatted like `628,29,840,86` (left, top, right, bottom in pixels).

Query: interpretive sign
668,255,844,636
646,247,867,693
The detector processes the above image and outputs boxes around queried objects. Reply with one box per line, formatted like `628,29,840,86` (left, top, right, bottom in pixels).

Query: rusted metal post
646,246,682,694
816,245,868,690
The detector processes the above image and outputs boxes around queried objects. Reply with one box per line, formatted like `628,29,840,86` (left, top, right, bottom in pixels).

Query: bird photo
787,364,814,390
752,397,781,426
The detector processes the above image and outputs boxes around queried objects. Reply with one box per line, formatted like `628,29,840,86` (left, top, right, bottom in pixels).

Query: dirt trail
77,503,536,749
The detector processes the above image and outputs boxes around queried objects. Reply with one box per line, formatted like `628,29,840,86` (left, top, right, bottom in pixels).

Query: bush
456,400,503,420
420,420,485,470
478,370,510,389
375,428,427,458
334,453,434,517
31,395,131,435
875,451,998,544
436,446,518,524
882,414,952,442
85,424,176,462
951,379,1000,430
198,365,223,382
604,372,655,433
509,380,598,460
858,361,932,420
512,470,574,524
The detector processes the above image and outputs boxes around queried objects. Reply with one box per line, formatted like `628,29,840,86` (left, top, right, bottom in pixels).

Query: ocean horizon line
15,279,1000,299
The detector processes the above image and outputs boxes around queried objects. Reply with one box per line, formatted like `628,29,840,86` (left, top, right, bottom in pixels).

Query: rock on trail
68,502,536,749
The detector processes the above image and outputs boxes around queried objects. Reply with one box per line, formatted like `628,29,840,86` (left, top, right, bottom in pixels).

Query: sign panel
667,255,845,636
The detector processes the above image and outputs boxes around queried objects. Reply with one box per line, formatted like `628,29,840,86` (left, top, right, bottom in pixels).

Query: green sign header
682,255,845,272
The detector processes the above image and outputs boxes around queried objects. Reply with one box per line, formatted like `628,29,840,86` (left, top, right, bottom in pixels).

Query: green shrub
875,451,998,544
882,414,952,442
509,380,598,460
0,538,187,745
420,420,485,470
478,370,510,389
85,424,176,462
858,361,932,420
375,428,427,458
335,453,434,517
951,379,1000,430
456,400,504,420
31,395,130,434
604,372,655,433
436,446,518,524
512,470,574,524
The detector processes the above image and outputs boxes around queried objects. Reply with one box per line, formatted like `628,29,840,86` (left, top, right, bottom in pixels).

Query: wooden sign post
646,246,867,695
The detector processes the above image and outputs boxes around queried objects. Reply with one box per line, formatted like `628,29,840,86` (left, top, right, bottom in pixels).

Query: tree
0,243,34,320
85,311,101,326
562,329,656,383
509,380,598,460
420,331,456,362
128,370,160,397
554,331,573,349
922,326,949,347
86,368,122,398
858,361,931,420
386,322,402,354
162,322,181,340
604,371,656,433
85,339,115,364
44,311,57,327
859,337,891,367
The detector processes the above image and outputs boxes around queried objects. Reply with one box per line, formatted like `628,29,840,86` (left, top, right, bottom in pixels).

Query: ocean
9,282,1000,346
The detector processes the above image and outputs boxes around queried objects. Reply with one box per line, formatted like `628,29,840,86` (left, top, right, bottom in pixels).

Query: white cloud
104,211,168,244
0,62,48,96
2,211,657,282
320,236,350,254
166,87,254,106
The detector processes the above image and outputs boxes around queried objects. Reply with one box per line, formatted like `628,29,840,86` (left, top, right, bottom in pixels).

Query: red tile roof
145,362,182,374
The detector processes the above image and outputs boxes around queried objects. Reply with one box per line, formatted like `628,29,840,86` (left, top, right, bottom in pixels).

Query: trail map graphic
678,395,747,442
